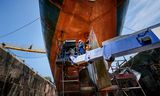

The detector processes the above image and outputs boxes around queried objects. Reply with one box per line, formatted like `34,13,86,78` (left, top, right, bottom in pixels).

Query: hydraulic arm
71,23,160,65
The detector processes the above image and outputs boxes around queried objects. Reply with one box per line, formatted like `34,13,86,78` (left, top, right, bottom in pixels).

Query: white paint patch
151,26,160,39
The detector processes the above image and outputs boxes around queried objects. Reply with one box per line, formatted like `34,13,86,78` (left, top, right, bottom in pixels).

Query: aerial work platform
71,23,160,65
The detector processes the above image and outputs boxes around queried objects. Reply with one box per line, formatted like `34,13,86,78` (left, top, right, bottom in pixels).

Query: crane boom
0,44,46,54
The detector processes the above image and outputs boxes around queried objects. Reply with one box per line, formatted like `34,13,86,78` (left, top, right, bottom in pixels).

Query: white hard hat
78,40,82,42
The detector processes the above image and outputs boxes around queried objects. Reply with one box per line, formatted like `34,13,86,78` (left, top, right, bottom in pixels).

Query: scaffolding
61,60,80,95
55,40,96,96
56,57,96,96
109,56,146,96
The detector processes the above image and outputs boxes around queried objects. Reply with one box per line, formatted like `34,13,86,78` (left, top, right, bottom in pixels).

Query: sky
122,0,160,34
111,0,160,72
0,0,160,82
0,0,53,81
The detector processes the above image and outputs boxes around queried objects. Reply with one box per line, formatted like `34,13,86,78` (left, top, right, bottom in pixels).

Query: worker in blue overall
77,40,85,55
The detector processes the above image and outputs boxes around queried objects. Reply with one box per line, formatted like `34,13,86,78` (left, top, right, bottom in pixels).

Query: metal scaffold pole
110,56,146,96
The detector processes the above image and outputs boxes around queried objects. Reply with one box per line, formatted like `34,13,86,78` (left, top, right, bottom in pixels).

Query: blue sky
122,0,160,34
0,0,160,81
0,0,53,81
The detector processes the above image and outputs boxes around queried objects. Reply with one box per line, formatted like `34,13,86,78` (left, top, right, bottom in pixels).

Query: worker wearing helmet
77,40,85,55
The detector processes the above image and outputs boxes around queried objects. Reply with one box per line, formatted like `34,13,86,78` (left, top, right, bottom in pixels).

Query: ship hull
39,0,129,95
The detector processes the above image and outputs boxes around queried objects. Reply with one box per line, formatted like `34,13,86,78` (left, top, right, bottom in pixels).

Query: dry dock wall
0,47,56,96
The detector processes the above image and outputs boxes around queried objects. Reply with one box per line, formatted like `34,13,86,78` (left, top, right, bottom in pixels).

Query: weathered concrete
0,47,56,96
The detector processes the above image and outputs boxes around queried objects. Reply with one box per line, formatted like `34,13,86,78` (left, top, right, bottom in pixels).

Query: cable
0,17,40,38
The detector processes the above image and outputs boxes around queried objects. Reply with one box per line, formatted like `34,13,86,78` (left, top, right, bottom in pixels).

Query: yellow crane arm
1,44,46,54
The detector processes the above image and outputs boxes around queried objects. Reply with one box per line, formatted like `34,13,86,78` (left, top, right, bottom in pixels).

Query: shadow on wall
0,47,56,96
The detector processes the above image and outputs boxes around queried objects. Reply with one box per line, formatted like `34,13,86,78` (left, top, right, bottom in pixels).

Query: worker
77,40,85,55
69,48,77,65
85,39,90,51
69,48,75,56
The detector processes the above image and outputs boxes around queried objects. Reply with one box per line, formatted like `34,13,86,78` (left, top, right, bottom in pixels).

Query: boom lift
68,23,160,95
71,23,160,65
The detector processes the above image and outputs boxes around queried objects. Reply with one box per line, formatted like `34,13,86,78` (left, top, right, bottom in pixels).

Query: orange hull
39,0,129,95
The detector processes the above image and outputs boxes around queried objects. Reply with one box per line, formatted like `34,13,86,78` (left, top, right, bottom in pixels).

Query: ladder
60,59,96,96
61,61,81,95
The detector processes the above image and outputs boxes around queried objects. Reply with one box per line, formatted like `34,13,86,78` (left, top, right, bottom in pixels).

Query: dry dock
0,47,56,96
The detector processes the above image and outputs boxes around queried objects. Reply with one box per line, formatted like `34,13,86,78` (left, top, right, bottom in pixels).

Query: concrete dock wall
0,47,56,96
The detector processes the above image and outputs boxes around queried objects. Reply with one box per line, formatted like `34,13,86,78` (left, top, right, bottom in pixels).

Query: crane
0,43,46,54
